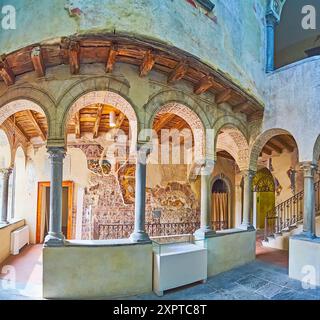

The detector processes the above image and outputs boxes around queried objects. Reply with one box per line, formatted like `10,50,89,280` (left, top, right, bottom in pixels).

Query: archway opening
212,178,230,230
252,168,276,230
64,92,137,241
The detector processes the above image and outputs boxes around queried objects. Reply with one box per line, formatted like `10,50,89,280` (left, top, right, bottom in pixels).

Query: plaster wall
289,237,320,286
43,241,153,299
264,56,320,162
1,0,267,100
202,229,256,277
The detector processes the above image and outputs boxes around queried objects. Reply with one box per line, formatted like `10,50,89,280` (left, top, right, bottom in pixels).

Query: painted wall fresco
73,143,200,240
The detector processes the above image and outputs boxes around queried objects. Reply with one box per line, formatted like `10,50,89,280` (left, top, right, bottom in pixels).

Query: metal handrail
264,180,320,240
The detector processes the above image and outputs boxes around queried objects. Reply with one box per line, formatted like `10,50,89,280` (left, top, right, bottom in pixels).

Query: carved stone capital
47,146,66,162
0,167,13,179
241,169,256,180
300,161,317,178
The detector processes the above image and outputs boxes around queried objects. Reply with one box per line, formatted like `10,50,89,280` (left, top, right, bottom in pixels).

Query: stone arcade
0,0,320,300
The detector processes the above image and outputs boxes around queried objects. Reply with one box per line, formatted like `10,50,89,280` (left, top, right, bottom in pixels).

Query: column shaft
130,144,150,242
0,168,12,224
266,14,276,73
44,147,65,246
240,170,255,230
194,161,215,239
301,162,317,238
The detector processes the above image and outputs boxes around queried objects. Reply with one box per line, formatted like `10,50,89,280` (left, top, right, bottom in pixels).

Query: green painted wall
256,192,275,229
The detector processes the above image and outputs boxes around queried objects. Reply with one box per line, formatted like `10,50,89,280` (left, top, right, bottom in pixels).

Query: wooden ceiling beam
115,113,126,129
140,50,155,77
75,112,81,138
276,136,295,152
167,60,188,84
154,113,177,133
262,146,273,155
69,41,80,74
194,75,214,95
0,55,15,86
266,141,283,154
8,117,30,142
215,88,232,104
93,104,103,138
26,110,46,141
31,46,45,77
106,44,118,73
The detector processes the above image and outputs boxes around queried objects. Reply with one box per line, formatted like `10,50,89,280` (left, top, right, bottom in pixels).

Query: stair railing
264,180,320,241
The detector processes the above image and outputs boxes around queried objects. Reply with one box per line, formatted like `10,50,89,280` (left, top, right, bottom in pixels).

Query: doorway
36,181,74,243
252,168,275,229
211,177,231,229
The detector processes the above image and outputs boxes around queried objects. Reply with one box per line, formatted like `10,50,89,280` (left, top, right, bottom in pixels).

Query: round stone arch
57,76,140,140
0,86,53,136
145,90,210,160
62,90,139,151
0,128,12,168
148,102,206,159
213,115,249,170
249,128,299,172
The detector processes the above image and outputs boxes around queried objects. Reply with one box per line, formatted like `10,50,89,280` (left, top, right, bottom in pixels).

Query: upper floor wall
0,0,267,101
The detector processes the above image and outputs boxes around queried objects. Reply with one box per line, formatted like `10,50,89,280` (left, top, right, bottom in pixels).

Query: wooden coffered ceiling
67,104,129,138
7,110,47,142
0,35,263,119
260,134,296,157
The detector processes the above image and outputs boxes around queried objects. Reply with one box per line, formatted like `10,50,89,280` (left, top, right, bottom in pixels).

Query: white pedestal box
152,241,207,296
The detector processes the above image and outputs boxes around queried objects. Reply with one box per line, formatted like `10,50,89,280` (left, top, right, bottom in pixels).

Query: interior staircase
262,180,320,250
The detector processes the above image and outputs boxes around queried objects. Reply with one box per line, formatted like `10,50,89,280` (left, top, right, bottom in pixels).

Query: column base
0,220,9,226
130,231,151,243
238,223,255,231
44,233,65,247
194,227,216,240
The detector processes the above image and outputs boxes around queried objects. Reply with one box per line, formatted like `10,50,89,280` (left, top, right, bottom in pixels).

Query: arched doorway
252,168,275,229
211,176,231,230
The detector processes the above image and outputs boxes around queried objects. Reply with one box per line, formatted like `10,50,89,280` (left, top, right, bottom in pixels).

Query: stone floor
0,237,318,300
125,260,319,300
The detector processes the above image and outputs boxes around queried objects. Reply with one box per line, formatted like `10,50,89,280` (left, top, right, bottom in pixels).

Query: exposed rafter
266,141,283,154
74,112,81,138
276,136,295,152
26,110,46,141
31,46,45,77
69,41,80,74
115,113,126,129
0,55,15,86
140,50,155,77
215,88,232,104
194,75,214,95
93,104,103,138
8,117,30,142
106,44,118,73
167,60,188,84
153,114,177,133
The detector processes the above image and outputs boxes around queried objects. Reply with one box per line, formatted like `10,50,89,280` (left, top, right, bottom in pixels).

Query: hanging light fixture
109,110,116,127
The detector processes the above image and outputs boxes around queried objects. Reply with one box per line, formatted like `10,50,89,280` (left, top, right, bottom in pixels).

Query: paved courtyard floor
124,260,319,300
0,236,318,300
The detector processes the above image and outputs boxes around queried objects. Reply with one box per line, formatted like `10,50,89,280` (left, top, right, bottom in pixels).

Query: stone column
130,143,151,243
194,160,216,239
44,147,66,246
266,14,277,73
240,169,255,230
0,168,12,224
300,162,317,238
